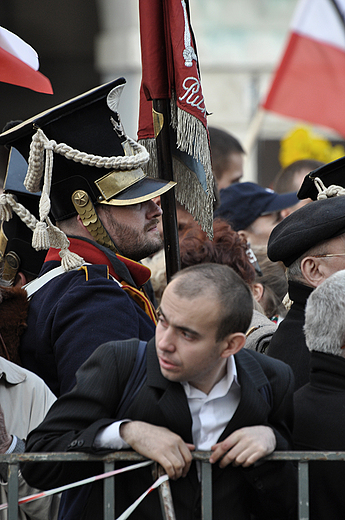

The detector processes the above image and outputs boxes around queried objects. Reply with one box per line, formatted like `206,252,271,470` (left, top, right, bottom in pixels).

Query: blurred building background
0,0,344,186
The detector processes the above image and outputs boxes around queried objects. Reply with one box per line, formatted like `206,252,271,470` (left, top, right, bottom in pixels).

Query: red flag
0,27,53,94
262,0,345,137
138,0,214,236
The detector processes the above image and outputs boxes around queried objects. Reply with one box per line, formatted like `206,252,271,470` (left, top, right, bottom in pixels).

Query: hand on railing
120,421,195,480
209,425,276,468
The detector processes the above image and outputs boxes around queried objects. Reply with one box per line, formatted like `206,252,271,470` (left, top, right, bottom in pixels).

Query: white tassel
44,218,84,271
46,219,70,250
59,247,84,272
32,221,50,250
0,194,14,221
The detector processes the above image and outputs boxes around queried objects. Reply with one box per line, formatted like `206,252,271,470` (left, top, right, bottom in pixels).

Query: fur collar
0,286,29,365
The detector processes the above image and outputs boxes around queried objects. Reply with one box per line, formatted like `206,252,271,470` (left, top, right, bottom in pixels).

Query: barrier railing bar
266,451,345,461
155,464,176,520
4,451,345,520
8,463,18,520
298,461,309,520
103,461,115,520
4,450,345,463
201,461,212,520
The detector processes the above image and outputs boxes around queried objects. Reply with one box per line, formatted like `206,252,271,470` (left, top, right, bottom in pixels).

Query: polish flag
0,26,53,94
262,0,345,137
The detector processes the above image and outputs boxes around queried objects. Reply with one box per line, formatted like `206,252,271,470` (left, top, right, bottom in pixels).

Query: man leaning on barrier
22,264,297,520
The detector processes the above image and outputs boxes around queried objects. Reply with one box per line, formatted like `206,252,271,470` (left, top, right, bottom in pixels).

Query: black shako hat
267,196,345,267
0,148,47,279
298,156,345,201
214,182,298,231
0,77,175,221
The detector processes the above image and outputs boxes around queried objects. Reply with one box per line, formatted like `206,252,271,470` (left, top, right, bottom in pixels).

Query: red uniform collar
45,237,151,288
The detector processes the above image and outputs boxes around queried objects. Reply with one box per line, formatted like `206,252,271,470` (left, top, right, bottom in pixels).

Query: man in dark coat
0,77,175,396
267,196,345,390
293,269,345,519
23,264,297,520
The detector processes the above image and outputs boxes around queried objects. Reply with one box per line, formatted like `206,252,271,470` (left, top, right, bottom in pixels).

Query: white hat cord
314,177,345,200
0,192,37,231
22,127,150,272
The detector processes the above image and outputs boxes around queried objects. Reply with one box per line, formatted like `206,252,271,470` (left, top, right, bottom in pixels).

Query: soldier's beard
104,216,163,262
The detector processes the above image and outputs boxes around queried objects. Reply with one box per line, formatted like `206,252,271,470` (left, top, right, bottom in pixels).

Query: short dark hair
272,159,324,193
171,263,253,341
209,127,244,181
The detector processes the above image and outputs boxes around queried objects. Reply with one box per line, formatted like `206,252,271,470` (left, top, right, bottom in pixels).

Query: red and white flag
262,0,345,137
0,26,53,94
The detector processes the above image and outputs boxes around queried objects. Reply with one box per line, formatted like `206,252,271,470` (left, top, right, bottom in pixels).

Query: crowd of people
0,77,345,520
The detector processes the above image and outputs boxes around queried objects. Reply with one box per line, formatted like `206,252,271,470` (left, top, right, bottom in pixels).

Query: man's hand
209,426,276,468
0,404,12,454
120,421,195,480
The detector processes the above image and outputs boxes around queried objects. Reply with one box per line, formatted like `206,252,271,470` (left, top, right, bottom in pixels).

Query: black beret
267,196,345,267
298,156,345,201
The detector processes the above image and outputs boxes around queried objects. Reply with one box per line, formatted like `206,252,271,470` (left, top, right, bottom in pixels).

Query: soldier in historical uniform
0,144,59,519
0,77,175,397
0,146,48,365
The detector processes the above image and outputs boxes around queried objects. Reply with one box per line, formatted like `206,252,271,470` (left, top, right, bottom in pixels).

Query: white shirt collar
182,355,239,400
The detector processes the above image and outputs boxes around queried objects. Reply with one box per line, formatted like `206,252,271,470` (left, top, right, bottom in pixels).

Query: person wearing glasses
266,195,345,390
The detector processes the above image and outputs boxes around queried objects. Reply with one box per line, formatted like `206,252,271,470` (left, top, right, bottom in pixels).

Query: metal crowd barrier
2,450,345,520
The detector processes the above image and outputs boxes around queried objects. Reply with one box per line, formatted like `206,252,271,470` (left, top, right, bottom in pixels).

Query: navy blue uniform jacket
20,237,156,396
23,337,297,520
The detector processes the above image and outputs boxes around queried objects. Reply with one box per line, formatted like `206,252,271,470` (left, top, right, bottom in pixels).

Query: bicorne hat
0,77,175,222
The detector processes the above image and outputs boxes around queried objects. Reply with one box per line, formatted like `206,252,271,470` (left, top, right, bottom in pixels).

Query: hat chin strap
72,190,118,254
1,250,20,283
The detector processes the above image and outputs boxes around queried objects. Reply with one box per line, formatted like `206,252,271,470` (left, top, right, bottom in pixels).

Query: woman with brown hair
179,218,256,284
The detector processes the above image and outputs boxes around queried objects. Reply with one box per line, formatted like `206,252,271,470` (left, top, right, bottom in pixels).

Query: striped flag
262,0,345,137
0,26,53,94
